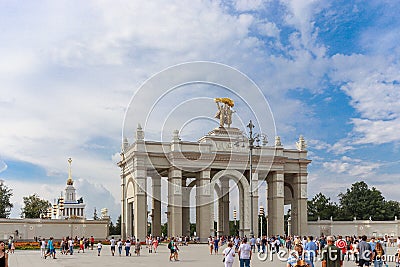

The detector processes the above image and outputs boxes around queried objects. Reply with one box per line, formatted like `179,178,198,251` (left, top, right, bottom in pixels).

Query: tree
114,215,121,235
338,181,386,220
21,194,51,218
109,221,116,235
0,181,13,218
383,200,400,220
307,193,339,221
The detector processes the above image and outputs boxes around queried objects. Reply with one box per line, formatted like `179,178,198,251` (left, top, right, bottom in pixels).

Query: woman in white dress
222,242,235,267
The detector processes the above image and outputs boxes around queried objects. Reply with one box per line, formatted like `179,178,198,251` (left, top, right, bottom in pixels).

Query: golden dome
67,178,73,185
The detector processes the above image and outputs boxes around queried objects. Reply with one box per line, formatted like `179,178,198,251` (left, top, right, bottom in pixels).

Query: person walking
358,235,373,267
40,238,46,258
321,236,343,267
209,236,214,255
45,237,56,259
238,237,252,267
0,241,9,267
90,236,94,250
168,237,179,261
135,239,142,256
152,237,159,253
305,236,318,267
214,236,220,254
124,239,131,256
372,242,385,267
223,241,235,267
68,238,74,255
110,237,116,256
250,236,256,253
97,241,102,256
78,238,84,253
117,239,123,256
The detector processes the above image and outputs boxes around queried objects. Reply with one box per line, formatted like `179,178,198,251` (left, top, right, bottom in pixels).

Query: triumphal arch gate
118,99,311,242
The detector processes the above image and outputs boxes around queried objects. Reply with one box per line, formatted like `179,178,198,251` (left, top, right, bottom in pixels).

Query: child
97,241,102,256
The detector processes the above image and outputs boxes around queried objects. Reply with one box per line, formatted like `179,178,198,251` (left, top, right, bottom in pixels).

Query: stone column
124,123,148,241
182,178,191,237
221,179,230,236
267,171,284,236
151,174,162,237
133,156,147,241
196,170,213,242
291,172,308,236
251,172,259,237
121,172,126,239
168,168,182,237
126,202,133,237
217,180,229,236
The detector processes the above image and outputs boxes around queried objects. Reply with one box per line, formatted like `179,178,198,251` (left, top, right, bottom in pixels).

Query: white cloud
1,0,400,219
235,0,265,11
331,54,400,145
322,156,381,177
258,21,281,38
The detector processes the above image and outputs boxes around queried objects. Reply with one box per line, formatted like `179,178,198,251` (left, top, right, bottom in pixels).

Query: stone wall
308,219,399,238
0,218,109,241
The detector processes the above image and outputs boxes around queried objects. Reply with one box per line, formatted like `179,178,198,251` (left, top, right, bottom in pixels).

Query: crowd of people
215,234,400,267
2,233,400,267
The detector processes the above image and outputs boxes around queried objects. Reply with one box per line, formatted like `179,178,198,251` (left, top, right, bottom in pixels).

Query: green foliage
308,181,400,221
308,193,339,221
190,223,196,236
0,181,13,218
339,181,386,220
229,220,240,236
21,194,50,218
109,216,121,235
161,222,168,237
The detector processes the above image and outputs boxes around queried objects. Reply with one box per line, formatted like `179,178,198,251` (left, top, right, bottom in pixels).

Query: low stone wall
0,218,109,241
308,219,399,238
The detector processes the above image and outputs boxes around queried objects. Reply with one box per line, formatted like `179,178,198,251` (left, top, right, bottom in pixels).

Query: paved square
7,244,398,267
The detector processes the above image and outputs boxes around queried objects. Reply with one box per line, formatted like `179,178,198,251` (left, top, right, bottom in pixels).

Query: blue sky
1,0,400,221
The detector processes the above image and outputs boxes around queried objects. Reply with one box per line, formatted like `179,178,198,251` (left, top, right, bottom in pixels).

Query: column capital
198,169,211,180
168,167,182,178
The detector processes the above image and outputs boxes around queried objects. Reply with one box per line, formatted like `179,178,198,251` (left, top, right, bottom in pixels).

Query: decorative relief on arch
137,179,146,194
300,184,307,198
277,182,284,197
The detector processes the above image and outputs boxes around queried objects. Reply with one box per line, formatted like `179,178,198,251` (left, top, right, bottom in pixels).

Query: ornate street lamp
59,197,65,218
259,205,265,237
233,207,238,235
246,120,267,237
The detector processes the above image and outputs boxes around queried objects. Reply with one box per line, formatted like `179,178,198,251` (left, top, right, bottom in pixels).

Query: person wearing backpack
223,241,235,267
168,237,179,261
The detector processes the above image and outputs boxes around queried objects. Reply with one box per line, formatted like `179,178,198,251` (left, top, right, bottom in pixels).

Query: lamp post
259,206,265,237
59,197,65,219
246,120,266,237
233,207,237,235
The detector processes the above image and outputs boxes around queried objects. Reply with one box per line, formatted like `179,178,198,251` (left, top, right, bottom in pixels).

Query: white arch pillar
151,174,162,237
168,168,182,237
196,170,213,242
291,173,308,235
268,171,284,236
